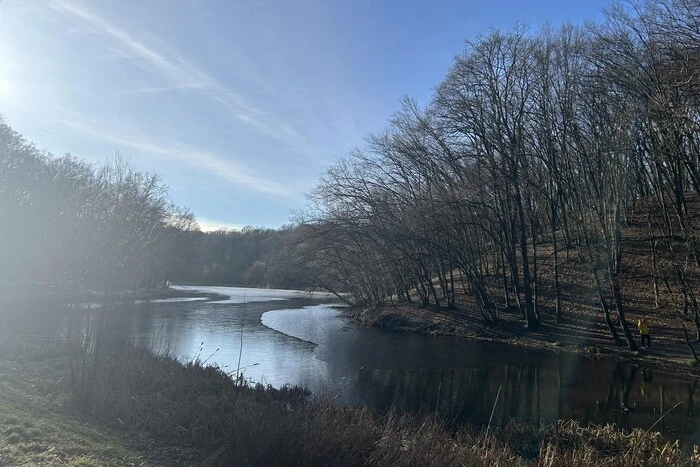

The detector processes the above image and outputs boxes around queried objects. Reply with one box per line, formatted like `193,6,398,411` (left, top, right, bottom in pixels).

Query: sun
0,78,16,98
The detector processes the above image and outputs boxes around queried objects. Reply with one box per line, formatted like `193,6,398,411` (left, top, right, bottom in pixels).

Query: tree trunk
515,185,538,330
531,218,540,323
683,324,699,362
593,271,623,345
610,231,637,351
500,248,510,309
551,200,562,323
610,271,638,351
651,236,660,309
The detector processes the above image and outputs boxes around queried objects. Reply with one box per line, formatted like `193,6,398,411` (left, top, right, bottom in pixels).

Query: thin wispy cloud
55,113,298,200
1,0,612,229
49,0,318,159
187,150,297,199
50,0,210,88
120,84,208,95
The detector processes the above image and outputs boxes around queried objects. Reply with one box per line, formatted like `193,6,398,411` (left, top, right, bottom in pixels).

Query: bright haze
0,0,607,230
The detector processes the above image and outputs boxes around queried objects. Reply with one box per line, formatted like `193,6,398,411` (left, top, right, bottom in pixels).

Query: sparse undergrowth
0,342,695,466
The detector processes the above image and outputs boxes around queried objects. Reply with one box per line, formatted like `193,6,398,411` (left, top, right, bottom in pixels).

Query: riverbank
0,283,225,307
349,302,700,377
0,343,696,466
348,208,700,377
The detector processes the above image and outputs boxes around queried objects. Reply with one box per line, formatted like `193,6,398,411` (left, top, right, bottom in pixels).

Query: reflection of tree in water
622,366,637,430
356,366,497,425
686,380,696,432
355,362,560,429
599,364,700,442
353,359,700,444
684,379,700,446
506,364,521,420
604,364,644,431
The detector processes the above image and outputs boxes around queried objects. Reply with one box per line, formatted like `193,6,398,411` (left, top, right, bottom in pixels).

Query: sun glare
0,78,16,98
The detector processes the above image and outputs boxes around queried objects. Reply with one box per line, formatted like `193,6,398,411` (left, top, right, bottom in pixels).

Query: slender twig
484,384,502,443
236,294,245,379
316,364,367,421
631,401,683,462
202,348,219,366
332,364,366,404
226,362,259,376
305,364,368,429
434,381,442,423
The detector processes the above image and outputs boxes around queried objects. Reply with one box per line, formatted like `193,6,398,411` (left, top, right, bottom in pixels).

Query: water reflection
347,360,700,445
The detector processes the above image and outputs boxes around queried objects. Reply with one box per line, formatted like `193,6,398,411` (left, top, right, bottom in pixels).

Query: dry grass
2,311,699,465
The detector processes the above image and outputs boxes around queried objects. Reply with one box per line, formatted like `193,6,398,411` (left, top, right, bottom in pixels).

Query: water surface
4,285,700,444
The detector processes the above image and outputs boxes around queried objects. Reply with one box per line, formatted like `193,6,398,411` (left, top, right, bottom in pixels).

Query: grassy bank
0,357,177,466
1,342,698,466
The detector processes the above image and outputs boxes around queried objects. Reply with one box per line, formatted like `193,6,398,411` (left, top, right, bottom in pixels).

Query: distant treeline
294,0,700,350
170,227,309,289
0,120,307,296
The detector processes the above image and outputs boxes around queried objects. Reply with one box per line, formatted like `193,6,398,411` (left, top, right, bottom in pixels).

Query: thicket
172,227,309,289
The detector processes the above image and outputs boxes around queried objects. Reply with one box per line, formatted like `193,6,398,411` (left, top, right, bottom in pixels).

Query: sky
0,0,610,231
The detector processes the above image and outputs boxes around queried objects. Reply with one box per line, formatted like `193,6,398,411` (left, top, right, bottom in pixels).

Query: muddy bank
348,304,700,378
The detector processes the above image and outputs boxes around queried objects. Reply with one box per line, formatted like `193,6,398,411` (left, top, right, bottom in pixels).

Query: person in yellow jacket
637,318,651,348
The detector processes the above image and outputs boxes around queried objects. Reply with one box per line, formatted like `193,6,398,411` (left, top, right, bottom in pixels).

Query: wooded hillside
295,1,700,353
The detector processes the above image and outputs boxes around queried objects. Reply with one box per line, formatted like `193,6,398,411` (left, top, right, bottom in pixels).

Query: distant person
637,317,651,348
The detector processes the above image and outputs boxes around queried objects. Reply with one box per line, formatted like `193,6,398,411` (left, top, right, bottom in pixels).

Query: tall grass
60,340,699,466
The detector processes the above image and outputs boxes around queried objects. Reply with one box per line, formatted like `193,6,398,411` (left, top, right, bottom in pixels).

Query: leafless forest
294,1,700,352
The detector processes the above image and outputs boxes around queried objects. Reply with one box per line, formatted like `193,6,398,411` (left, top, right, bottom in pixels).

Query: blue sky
0,0,609,230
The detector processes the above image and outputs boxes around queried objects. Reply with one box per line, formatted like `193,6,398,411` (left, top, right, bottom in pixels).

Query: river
4,285,700,444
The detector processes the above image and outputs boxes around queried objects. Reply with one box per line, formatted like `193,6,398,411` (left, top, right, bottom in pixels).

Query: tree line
295,0,700,351
0,120,306,299
0,120,199,298
171,227,309,289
